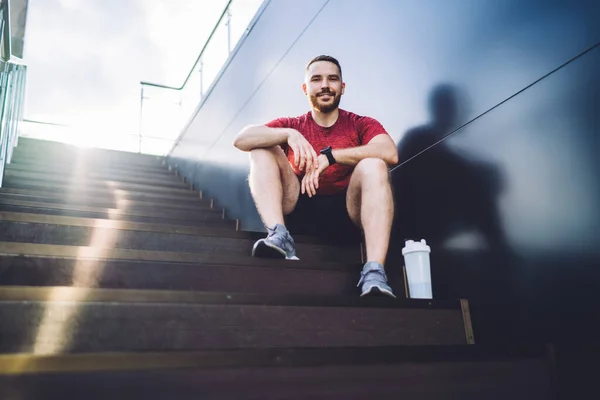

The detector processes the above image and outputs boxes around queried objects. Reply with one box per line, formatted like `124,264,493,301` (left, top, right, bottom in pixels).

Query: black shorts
284,190,362,244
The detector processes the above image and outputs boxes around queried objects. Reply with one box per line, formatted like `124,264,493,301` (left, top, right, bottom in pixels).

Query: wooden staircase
0,138,554,399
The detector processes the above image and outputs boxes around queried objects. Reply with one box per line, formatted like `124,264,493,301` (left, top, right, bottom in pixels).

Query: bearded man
233,55,398,298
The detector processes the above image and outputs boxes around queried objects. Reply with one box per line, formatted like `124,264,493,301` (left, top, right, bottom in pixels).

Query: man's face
303,61,345,113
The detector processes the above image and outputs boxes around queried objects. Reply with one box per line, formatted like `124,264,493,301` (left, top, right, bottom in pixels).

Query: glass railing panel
138,0,265,155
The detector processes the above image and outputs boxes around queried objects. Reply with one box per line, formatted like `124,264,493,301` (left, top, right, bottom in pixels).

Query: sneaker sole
252,240,299,260
361,284,396,299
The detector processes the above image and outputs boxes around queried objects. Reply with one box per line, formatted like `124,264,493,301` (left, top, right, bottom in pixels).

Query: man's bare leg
347,158,395,297
249,146,300,227
249,146,301,260
347,158,394,265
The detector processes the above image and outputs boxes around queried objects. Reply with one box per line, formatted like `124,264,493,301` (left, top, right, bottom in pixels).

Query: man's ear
302,82,307,95
341,82,346,95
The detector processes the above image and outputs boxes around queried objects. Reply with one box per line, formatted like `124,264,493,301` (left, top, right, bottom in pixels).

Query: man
233,55,398,298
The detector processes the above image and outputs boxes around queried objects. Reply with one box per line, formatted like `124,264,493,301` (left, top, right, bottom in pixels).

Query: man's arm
332,134,399,166
233,124,319,171
301,134,398,197
232,125,290,152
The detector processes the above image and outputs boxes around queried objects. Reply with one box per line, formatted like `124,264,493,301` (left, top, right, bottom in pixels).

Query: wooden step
1,181,205,203
16,138,160,163
0,242,361,271
0,198,226,226
0,346,553,400
0,187,211,208
3,175,196,197
7,161,176,179
0,286,470,353
12,145,165,167
0,343,551,375
0,190,214,212
0,212,358,262
0,249,377,295
10,156,170,175
4,169,188,190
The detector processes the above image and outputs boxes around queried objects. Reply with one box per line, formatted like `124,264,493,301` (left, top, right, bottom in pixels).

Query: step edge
0,285,458,309
0,243,362,271
0,198,224,218
0,344,550,376
0,212,355,246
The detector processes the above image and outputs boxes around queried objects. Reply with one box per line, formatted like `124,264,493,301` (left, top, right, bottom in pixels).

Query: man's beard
309,90,341,113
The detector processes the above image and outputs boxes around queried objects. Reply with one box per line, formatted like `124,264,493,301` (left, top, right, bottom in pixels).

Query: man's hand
301,154,330,197
287,129,318,171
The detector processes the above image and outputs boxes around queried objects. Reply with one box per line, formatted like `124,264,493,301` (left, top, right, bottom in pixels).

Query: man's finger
305,172,312,197
313,171,319,190
303,144,314,171
290,143,299,167
298,145,306,171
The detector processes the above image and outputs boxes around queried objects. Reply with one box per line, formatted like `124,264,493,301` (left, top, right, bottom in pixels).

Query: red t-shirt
265,109,389,195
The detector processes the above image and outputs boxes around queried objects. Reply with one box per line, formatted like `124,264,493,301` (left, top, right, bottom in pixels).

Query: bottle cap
402,239,431,256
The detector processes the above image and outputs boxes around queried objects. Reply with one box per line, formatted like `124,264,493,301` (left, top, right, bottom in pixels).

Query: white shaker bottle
402,239,432,299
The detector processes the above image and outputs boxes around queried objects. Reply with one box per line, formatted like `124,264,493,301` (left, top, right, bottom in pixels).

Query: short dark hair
305,55,342,79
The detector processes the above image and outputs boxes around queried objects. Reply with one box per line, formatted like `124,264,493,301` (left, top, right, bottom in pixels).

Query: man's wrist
318,154,330,170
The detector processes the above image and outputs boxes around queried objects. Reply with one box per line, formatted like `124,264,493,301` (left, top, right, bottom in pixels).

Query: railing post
226,6,232,54
199,57,204,96
138,85,144,153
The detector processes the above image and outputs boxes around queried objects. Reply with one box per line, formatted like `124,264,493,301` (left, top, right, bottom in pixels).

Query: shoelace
357,267,388,287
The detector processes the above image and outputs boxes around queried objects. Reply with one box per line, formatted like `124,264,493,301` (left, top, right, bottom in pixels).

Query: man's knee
249,145,281,162
355,158,390,181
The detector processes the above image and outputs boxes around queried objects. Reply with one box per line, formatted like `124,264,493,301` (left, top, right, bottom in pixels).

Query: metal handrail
140,0,233,91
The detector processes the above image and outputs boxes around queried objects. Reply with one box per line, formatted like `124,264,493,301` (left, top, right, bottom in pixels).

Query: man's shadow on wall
390,84,517,306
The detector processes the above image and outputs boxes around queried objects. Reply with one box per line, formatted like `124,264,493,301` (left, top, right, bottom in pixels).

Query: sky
20,0,264,154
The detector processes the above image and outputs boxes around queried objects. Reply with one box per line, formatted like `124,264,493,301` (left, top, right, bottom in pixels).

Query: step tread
0,211,353,245
0,188,212,209
13,144,164,162
11,156,169,172
0,198,222,218
3,175,195,195
0,287,468,352
5,169,188,188
17,138,161,160
0,285,452,309
0,242,358,271
6,163,176,179
0,204,233,228
2,182,202,201
0,254,368,295
0,211,231,235
0,344,549,376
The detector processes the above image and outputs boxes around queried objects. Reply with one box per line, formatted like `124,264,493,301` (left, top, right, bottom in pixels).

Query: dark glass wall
168,1,600,396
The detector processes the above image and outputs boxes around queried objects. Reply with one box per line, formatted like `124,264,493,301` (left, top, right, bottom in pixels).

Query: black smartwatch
320,146,336,166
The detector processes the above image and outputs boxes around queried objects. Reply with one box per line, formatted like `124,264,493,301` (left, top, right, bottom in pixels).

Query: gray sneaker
358,262,396,298
252,224,299,260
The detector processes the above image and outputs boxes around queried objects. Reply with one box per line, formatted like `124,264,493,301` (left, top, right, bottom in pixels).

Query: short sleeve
265,117,292,129
265,117,293,153
356,116,389,145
